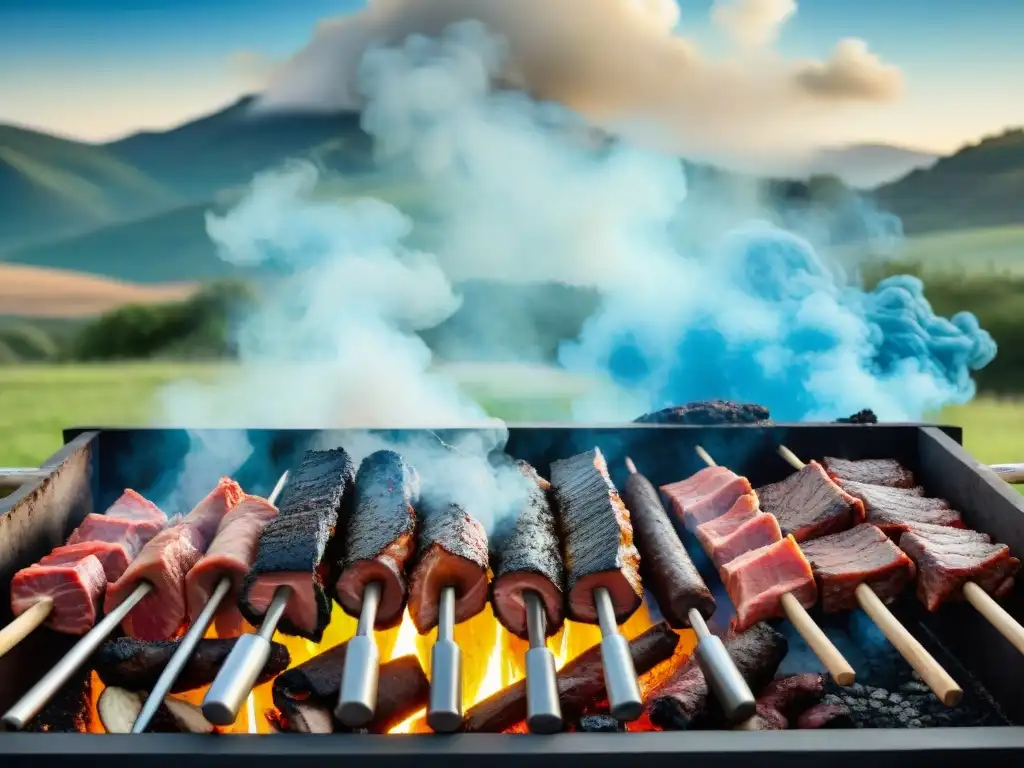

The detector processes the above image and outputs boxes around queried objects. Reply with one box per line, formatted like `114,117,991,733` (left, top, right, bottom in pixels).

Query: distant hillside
804,143,939,188
875,129,1024,233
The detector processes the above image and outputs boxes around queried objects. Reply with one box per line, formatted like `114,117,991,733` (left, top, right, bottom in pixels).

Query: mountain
804,143,940,188
874,129,1024,233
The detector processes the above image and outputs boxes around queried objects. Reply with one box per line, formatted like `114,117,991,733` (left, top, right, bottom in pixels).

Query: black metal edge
0,730,1021,767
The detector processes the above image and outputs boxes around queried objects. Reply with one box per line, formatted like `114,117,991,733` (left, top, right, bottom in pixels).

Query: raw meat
801,524,916,612
694,493,783,570
821,458,915,489
660,466,752,530
757,462,864,542
898,525,1020,611
10,553,106,635
719,536,817,631
550,448,642,623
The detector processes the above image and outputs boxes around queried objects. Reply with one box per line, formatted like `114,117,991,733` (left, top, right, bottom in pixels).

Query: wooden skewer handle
854,584,962,706
988,463,1024,484
963,581,1024,656
779,593,855,686
0,598,53,660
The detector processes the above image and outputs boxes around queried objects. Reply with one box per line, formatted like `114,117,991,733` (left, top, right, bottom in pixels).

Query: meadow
1,363,1021,487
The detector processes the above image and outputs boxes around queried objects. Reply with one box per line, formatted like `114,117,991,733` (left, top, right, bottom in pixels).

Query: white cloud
242,0,904,157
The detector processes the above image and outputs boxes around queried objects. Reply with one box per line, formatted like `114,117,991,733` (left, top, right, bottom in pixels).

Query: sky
1,0,1022,154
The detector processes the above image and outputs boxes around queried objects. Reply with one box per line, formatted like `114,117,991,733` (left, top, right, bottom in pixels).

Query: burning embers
2,436,1023,737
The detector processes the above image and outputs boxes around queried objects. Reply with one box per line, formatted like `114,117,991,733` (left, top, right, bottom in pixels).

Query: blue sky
1,0,1022,153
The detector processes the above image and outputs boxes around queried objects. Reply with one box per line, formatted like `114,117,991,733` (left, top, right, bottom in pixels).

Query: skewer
427,586,463,732
335,581,383,727
776,446,962,706
593,584,644,721
695,446,855,686
0,468,47,490
0,599,53,661
624,456,756,723
523,590,563,734
131,471,291,733
2,581,152,730
987,463,1024,484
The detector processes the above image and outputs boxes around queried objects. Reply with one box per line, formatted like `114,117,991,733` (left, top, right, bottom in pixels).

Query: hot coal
577,714,625,733
333,450,420,631
272,641,429,734
621,467,715,628
489,461,565,639
823,458,915,489
802,524,916,613
550,448,642,623
24,667,92,733
407,499,489,634
93,636,290,693
838,479,962,537
635,400,772,425
239,448,355,641
461,622,679,733
646,622,788,730
757,462,865,543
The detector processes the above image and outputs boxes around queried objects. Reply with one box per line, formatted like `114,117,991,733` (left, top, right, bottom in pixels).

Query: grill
0,423,1023,768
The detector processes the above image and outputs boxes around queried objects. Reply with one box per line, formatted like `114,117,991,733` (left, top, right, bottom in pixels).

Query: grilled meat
741,674,827,731
550,448,642,623
461,622,679,733
822,457,915,489
93,636,290,693
802,524,916,612
333,450,420,631
272,641,429,734
695,493,782,570
635,400,772,425
239,448,355,641
838,479,963,537
661,466,753,531
835,409,878,425
24,667,92,733
719,536,817,631
407,499,489,633
621,468,714,628
185,493,279,638
796,702,855,729
898,524,1020,611
757,462,864,543
106,478,243,640
489,461,565,639
647,622,788,730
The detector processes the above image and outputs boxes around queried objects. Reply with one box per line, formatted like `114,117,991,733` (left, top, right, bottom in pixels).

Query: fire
88,597,687,734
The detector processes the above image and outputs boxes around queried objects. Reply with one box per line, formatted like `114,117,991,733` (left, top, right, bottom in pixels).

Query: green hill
875,128,1024,234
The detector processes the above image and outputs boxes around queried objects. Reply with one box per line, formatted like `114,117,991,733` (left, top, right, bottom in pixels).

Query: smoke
152,19,993,519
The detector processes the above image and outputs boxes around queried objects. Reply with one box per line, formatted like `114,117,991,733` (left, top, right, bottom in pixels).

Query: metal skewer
0,468,47,490
427,586,463,733
2,581,152,730
593,586,643,721
523,590,562,733
131,471,290,733
335,581,383,727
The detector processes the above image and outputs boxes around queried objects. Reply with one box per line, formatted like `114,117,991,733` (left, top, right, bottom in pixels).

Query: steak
757,462,864,543
635,400,772,425
407,499,489,634
898,525,1020,611
646,622,788,730
489,461,566,639
550,448,642,623
621,466,714,628
185,493,280,638
93,636,290,693
461,622,679,733
802,524,916,612
661,466,752,531
333,450,420,631
695,493,782,570
838,479,963,537
719,535,817,631
821,458,915,489
240,448,355,641
106,478,244,641
65,490,167,581
10,552,106,636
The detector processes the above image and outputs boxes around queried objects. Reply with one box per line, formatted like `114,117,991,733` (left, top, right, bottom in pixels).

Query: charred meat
743,673,826,730
105,478,243,641
802,524,916,612
635,400,772,425
621,467,714,628
407,499,489,634
489,461,565,639
838,479,963,537
239,448,355,641
757,462,864,543
647,622,788,730
93,636,290,693
797,702,855,729
822,457,915,488
719,536,817,632
333,450,420,631
550,448,642,623
898,523,1020,611
661,466,752,531
462,622,679,733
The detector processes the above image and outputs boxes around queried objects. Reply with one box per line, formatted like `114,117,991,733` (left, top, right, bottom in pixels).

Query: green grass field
1,364,1022,488
899,225,1024,275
